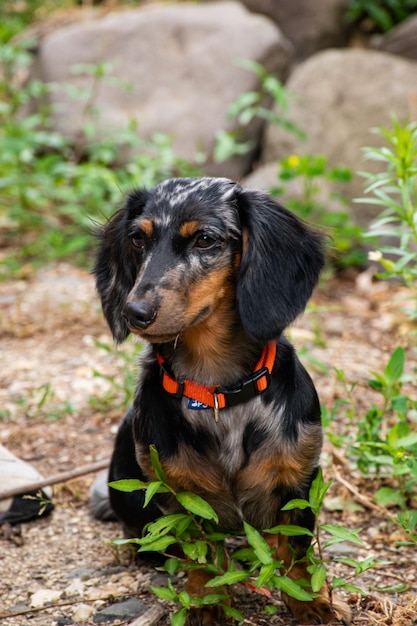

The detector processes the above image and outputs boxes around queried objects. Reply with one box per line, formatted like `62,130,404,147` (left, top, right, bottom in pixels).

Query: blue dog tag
188,399,209,410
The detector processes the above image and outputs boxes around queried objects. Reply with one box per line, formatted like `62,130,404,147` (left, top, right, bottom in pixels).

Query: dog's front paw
283,592,351,625
186,605,227,625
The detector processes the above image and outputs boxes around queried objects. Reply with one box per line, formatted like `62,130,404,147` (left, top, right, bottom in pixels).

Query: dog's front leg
185,569,229,625
265,532,352,625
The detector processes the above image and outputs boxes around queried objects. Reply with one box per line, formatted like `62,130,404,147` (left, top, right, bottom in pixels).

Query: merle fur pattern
94,178,350,625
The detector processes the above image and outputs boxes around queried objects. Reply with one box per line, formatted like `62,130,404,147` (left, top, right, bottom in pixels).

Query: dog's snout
123,300,157,330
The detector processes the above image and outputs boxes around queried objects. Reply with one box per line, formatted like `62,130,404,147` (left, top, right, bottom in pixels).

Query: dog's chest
183,396,277,474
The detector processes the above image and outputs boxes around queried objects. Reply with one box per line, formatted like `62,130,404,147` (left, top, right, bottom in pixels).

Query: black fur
93,178,350,625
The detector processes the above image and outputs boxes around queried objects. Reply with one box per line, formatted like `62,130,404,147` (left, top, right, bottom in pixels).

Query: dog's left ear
235,187,325,341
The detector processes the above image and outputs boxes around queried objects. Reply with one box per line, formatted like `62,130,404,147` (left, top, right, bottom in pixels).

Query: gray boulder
372,15,417,61
237,0,350,59
29,1,292,179
263,49,417,224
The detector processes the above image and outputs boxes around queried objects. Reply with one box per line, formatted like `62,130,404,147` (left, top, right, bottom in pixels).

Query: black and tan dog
94,177,351,624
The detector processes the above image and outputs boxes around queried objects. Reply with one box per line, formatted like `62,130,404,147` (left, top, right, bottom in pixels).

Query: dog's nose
122,300,157,330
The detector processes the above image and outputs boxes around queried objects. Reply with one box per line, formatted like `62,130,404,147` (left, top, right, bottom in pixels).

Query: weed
214,60,304,164
0,41,201,275
397,509,417,545
325,348,417,509
111,450,383,625
345,0,417,32
359,118,417,318
90,338,142,412
271,154,366,268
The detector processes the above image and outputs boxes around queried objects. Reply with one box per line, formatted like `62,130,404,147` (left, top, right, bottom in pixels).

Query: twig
333,469,396,522
127,605,167,626
0,459,109,501
0,595,166,624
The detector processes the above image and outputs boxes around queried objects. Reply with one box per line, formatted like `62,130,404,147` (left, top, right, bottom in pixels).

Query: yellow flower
287,155,300,168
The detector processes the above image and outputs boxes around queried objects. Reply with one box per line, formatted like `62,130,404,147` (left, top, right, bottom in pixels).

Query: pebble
64,578,85,597
30,588,62,607
73,603,96,622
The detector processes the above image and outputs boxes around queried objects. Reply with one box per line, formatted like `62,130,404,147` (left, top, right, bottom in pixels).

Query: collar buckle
217,366,270,408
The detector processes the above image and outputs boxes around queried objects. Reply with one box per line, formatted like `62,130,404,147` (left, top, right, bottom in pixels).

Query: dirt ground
1,262,416,626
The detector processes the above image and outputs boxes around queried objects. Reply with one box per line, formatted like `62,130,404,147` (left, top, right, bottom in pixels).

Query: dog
94,177,351,625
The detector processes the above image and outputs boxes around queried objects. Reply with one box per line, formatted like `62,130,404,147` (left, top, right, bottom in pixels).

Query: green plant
326,348,417,509
360,119,417,317
397,509,417,545
271,154,366,268
90,339,142,412
214,60,304,163
0,41,201,275
111,450,382,625
346,0,417,32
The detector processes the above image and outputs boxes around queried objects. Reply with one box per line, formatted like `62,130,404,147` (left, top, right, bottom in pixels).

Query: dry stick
333,468,397,522
0,459,110,501
0,593,163,621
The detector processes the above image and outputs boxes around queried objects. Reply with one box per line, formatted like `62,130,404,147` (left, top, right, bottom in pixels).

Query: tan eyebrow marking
135,218,154,237
178,220,202,239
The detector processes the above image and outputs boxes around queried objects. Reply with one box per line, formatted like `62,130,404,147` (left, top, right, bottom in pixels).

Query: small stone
73,603,96,622
30,588,62,608
64,578,85,597
93,598,147,623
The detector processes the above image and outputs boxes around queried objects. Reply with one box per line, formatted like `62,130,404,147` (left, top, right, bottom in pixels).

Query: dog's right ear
94,189,149,342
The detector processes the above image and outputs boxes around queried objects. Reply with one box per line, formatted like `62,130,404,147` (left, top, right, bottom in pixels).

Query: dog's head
94,177,325,344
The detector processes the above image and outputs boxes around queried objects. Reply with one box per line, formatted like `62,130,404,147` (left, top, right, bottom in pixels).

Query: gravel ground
0,263,416,626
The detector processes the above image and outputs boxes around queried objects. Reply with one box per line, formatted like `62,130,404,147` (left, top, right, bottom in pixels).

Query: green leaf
144,481,169,506
200,593,229,605
321,524,364,546
243,522,273,565
164,557,180,575
334,581,365,594
176,492,219,522
265,524,313,537
182,541,208,564
274,575,315,601
281,498,310,511
309,467,332,512
146,513,190,536
263,604,278,615
222,604,245,622
309,563,327,593
384,347,405,384
137,535,177,553
108,478,147,492
112,537,142,546
150,585,177,601
178,590,191,609
374,486,405,508
256,563,276,587
171,607,187,626
207,570,249,587
149,445,168,482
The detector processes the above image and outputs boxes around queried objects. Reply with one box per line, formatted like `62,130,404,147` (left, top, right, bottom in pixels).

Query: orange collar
156,341,277,421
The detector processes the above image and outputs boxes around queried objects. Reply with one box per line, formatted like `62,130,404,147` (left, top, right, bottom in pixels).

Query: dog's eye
130,235,146,251
193,234,217,250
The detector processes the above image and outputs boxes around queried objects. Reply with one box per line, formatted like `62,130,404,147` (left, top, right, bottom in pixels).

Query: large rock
237,0,350,59
372,15,417,61
29,1,292,179
263,49,417,224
